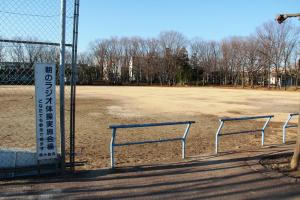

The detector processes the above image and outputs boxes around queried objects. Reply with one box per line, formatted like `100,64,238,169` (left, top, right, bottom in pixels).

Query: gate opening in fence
282,113,299,144
215,115,273,154
109,121,195,168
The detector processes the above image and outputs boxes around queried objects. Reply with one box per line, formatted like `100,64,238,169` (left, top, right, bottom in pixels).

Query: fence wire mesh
0,0,77,172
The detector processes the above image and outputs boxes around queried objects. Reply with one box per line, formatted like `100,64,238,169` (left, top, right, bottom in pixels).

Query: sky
78,0,299,52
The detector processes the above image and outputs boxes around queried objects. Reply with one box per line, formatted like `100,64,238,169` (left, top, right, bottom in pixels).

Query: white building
129,57,135,81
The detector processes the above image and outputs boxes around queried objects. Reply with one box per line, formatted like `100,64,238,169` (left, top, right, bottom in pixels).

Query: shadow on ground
1,145,300,199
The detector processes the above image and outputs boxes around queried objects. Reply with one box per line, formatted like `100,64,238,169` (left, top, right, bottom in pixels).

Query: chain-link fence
0,0,79,174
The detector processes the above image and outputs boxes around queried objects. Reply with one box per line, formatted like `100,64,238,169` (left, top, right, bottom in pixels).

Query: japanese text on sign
35,63,57,160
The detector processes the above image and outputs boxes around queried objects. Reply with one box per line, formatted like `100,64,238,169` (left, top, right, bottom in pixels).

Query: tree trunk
297,59,300,90
242,67,245,88
284,64,287,91
251,74,254,89
275,67,279,89
268,65,271,89
290,109,300,170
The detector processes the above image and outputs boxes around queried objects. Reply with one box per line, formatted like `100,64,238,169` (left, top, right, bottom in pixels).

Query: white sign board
35,63,57,160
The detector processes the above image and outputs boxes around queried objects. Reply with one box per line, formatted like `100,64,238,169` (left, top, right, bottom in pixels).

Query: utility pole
276,13,300,170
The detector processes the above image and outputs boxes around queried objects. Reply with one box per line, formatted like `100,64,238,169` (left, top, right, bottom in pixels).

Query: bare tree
143,38,160,85
291,46,300,89
220,39,232,85
228,37,244,87
119,37,131,83
281,24,300,90
257,21,290,89
9,41,25,63
190,39,221,86
159,31,187,85
129,37,144,85
243,36,260,88
23,38,43,65
80,25,299,89
90,39,109,81
190,38,206,85
38,46,60,63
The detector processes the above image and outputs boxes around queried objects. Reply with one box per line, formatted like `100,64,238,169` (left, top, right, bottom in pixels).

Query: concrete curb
0,148,59,178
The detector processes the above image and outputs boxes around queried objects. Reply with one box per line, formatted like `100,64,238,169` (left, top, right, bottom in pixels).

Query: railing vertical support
261,117,272,146
110,128,117,168
215,121,224,154
182,123,192,159
282,115,292,144
282,113,299,144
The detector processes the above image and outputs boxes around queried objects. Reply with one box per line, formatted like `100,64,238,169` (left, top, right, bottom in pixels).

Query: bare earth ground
0,86,299,169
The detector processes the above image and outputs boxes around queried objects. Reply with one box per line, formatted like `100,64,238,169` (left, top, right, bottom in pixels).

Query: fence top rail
109,121,195,129
0,39,73,47
290,113,299,117
220,115,274,122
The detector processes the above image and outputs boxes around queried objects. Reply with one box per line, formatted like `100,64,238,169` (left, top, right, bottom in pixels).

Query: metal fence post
60,0,67,172
110,128,117,168
69,0,80,172
215,121,224,154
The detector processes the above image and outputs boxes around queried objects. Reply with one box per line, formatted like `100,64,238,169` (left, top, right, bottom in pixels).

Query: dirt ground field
0,86,299,169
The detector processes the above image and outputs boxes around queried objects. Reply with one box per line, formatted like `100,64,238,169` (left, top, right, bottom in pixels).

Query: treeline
78,20,300,89
0,37,72,84
1,20,300,89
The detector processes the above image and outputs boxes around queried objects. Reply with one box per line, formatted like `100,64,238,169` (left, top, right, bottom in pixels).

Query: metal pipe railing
282,113,299,144
215,115,273,154
109,121,194,129
109,121,195,168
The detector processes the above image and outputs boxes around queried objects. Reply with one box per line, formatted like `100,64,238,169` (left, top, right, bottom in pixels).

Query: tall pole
276,13,300,170
70,0,80,171
60,0,66,172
